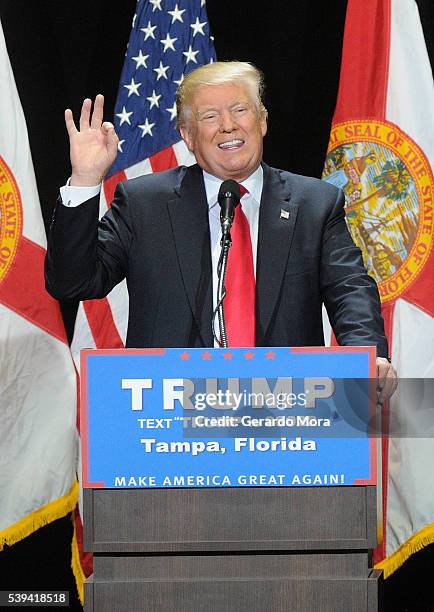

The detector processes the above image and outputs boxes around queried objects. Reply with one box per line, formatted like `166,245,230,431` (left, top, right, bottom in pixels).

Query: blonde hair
176,61,267,128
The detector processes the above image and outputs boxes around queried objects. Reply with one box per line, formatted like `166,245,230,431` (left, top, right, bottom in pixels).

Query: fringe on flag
71,513,86,605
375,521,434,578
0,481,78,550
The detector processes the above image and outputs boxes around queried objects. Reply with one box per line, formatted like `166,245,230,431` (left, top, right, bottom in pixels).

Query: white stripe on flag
382,0,434,567
124,157,153,180
386,1,434,163
388,300,434,556
71,303,96,368
172,140,197,167
99,181,109,217
106,280,129,345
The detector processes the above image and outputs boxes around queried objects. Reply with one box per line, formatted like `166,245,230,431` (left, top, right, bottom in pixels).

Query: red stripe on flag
103,170,127,209
374,408,390,563
333,0,391,123
83,299,124,349
149,145,179,172
373,300,394,564
75,363,81,431
74,507,93,578
0,236,68,342
401,248,434,319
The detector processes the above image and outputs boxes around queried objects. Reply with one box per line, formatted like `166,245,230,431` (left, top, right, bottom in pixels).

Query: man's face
180,83,267,182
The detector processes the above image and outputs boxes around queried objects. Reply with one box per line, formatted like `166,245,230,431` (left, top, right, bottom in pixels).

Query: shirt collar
203,165,264,211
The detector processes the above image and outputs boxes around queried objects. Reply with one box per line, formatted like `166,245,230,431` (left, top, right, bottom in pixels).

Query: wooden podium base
83,486,382,611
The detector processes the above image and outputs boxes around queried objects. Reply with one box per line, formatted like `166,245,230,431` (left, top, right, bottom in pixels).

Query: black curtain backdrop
0,1,433,610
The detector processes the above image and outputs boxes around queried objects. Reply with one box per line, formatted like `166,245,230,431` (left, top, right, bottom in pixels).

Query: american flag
70,0,216,590
110,0,216,177
72,0,217,355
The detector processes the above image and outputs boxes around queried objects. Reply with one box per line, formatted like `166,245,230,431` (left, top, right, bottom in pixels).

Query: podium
81,347,382,611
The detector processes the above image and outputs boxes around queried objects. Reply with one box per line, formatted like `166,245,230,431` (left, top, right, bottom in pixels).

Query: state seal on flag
323,119,434,303
0,156,22,285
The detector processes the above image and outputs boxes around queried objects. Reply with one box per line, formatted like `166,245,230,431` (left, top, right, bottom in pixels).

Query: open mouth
218,139,244,150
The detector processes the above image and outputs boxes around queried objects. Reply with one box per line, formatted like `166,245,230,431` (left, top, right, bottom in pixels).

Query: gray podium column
83,485,382,611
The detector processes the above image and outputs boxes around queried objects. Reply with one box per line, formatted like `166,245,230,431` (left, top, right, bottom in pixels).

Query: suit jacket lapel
256,164,299,343
167,165,213,346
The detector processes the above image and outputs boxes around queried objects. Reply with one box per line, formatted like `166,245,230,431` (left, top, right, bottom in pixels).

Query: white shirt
202,165,263,314
60,166,263,332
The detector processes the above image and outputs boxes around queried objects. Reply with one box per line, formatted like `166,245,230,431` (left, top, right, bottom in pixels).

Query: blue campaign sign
80,346,377,489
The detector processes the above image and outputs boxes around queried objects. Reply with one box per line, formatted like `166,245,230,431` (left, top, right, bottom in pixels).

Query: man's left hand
376,357,398,403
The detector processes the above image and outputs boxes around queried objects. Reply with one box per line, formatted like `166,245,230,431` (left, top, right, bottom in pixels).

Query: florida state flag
322,0,434,576
0,19,78,568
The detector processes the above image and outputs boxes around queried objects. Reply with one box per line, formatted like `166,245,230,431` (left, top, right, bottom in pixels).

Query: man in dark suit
45,61,397,399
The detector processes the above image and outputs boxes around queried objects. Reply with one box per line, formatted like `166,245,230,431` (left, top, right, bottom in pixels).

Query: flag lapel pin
280,209,290,220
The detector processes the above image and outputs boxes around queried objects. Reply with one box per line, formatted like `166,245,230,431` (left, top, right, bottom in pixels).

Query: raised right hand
65,94,119,186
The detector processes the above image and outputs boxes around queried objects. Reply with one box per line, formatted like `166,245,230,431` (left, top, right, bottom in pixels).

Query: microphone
218,179,240,236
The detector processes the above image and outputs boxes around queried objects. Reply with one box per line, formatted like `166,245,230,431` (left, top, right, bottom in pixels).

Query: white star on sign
168,4,185,24
190,17,206,36
116,106,133,126
141,20,157,40
131,50,149,69
117,139,125,153
166,102,177,121
160,33,177,52
149,0,162,10
138,118,155,137
153,61,169,81
124,77,141,97
183,45,199,64
147,90,161,109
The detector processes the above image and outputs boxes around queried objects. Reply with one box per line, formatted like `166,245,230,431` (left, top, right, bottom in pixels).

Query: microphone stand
213,180,240,348
213,227,232,348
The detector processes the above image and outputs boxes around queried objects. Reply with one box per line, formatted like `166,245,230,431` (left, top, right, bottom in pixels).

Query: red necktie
224,184,256,347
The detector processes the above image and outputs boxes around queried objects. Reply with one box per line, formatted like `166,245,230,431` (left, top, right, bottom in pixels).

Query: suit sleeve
45,183,131,301
320,188,389,358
